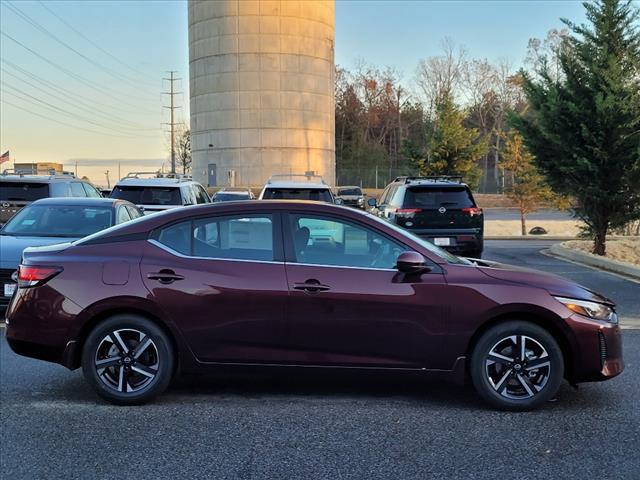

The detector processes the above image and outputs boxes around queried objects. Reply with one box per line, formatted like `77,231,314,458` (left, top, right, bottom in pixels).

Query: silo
188,0,335,187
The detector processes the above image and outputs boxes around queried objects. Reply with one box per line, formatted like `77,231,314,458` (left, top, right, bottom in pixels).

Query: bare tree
175,125,191,175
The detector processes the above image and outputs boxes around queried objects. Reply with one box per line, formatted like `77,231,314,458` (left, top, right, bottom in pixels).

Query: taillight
396,208,422,217
461,207,483,217
17,265,63,288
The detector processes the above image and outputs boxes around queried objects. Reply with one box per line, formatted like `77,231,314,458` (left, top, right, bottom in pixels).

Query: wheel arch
465,310,576,383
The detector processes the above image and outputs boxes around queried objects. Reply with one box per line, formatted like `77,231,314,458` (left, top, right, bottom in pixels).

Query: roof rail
394,175,463,184
1,167,75,178
122,171,192,182
266,173,327,184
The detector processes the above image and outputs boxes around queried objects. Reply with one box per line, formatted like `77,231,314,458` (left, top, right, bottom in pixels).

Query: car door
283,212,449,368
140,212,290,364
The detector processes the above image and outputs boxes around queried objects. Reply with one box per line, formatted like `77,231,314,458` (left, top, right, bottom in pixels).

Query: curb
485,236,577,241
549,243,640,280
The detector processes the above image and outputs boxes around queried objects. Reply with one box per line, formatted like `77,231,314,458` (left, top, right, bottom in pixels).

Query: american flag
0,151,9,165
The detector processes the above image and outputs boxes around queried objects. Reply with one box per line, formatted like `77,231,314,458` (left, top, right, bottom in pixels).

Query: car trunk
0,182,50,224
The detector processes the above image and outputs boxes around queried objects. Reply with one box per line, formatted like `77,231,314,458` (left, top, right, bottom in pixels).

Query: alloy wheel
94,329,159,394
485,335,551,400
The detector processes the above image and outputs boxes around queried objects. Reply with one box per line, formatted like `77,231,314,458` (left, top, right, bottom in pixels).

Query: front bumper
566,313,624,382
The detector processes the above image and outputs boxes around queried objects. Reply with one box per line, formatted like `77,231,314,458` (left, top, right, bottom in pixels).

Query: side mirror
396,251,431,274
367,198,377,208
334,198,344,205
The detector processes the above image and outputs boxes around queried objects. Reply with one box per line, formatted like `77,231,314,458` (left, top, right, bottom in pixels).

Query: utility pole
162,71,182,174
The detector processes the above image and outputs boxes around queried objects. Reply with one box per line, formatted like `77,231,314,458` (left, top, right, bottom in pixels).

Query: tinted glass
111,186,182,205
338,188,362,196
262,188,333,202
213,192,250,202
157,221,191,255
70,182,87,197
193,215,273,261
403,187,475,209
1,204,113,237
0,182,49,201
289,215,404,269
125,205,142,219
195,185,211,204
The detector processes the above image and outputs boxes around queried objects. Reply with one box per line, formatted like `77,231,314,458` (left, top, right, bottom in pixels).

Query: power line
1,81,158,137
1,58,158,118
1,66,159,131
0,30,159,114
2,1,157,97
0,98,150,139
36,0,157,86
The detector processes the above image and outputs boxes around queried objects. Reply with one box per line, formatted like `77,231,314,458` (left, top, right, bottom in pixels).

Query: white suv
109,172,211,214
258,174,336,203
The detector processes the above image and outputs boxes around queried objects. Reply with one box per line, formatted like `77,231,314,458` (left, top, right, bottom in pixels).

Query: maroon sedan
5,201,623,410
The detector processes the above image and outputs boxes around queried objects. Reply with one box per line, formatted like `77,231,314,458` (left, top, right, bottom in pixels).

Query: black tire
470,321,564,411
82,314,174,405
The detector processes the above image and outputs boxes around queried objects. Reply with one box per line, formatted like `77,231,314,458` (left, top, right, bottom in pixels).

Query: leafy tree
500,130,557,235
420,93,488,189
514,0,640,255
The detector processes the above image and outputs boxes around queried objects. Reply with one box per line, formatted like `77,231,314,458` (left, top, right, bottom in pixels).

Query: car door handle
147,270,184,284
293,280,331,293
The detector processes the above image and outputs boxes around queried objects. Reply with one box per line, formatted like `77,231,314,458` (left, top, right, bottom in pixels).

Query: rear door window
403,187,475,209
193,215,274,261
0,182,49,201
70,182,87,197
82,182,102,198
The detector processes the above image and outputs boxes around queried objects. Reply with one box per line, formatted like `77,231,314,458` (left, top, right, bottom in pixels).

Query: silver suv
109,172,211,213
258,174,336,203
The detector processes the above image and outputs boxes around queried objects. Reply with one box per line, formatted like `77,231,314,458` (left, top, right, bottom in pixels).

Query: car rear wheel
82,314,174,405
470,321,564,411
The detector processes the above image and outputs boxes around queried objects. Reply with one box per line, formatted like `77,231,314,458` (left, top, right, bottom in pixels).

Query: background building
188,0,335,187
13,162,63,174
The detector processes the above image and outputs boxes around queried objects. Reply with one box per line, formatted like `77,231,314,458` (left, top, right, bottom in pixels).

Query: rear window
110,186,182,205
262,188,333,202
0,182,49,201
214,192,250,202
403,187,475,209
1,204,113,237
338,187,362,196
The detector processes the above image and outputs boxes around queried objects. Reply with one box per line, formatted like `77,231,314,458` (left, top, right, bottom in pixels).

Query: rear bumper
409,228,483,253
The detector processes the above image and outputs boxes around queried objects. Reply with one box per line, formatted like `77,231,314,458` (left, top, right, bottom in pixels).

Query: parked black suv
0,169,103,225
369,176,484,258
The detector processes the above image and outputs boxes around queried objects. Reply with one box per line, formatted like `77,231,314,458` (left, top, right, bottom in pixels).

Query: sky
0,0,589,186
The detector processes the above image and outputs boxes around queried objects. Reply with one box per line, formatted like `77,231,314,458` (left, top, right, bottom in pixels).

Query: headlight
358,197,364,204
554,296,618,323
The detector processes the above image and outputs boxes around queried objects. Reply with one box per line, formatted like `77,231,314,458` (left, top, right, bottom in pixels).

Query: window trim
281,211,429,271
150,211,285,262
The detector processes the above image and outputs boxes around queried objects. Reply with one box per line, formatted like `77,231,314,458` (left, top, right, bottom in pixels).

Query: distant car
0,197,142,309
109,172,210,214
335,186,365,209
0,169,103,226
259,174,336,203
370,176,484,258
5,200,623,410
212,188,255,202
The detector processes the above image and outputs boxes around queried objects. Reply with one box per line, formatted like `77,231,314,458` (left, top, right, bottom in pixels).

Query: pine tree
514,0,640,255
419,94,487,190
500,130,557,235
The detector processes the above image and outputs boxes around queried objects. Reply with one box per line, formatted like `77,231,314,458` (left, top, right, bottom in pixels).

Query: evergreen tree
514,0,640,255
500,130,557,235
420,94,488,190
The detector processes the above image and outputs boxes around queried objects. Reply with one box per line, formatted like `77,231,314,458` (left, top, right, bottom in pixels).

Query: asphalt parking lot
1,240,639,479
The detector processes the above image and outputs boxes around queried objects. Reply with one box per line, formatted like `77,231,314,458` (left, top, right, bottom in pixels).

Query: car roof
114,178,193,188
401,181,470,188
0,175,80,183
29,197,126,207
264,181,331,189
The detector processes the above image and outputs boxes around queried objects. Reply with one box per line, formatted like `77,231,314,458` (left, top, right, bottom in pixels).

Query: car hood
0,235,79,270
472,258,613,305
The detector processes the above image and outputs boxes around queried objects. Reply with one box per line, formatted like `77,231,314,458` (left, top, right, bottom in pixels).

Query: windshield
0,182,49,201
338,188,362,196
262,188,333,202
365,212,472,265
214,192,250,202
1,204,113,237
110,186,182,205
403,187,475,209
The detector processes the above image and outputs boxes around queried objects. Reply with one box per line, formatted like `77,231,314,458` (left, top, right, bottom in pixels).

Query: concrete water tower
188,0,336,187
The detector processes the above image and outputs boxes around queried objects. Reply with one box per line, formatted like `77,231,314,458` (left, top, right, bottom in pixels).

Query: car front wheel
81,314,174,405
470,321,564,411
